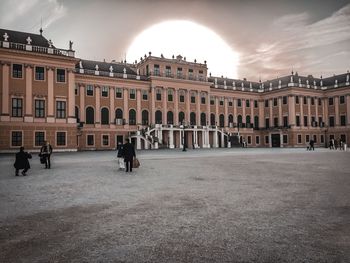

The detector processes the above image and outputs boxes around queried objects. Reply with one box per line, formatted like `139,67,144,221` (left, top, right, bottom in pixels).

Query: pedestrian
40,141,53,169
123,138,136,173
13,147,32,176
309,139,315,151
329,138,335,150
116,141,125,170
334,139,338,150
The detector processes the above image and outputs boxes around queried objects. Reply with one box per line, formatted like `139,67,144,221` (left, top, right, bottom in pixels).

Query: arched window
75,106,79,122
115,108,123,125
200,113,206,126
101,108,109,125
254,115,259,128
228,114,233,125
86,107,94,124
246,115,251,125
129,109,136,125
179,111,185,124
142,110,149,125
219,114,225,127
155,110,162,124
167,111,174,124
210,113,216,126
190,112,196,125
237,115,242,125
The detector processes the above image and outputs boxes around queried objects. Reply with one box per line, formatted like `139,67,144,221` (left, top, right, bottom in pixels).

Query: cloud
0,0,66,31
238,4,350,80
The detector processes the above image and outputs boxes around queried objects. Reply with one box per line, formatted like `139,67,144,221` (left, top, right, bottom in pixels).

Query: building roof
77,59,137,75
0,28,53,48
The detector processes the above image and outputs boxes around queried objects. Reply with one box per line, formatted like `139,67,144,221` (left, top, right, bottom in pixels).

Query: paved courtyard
0,148,349,262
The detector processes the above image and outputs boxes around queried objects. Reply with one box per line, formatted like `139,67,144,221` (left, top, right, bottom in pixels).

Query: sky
1,0,350,80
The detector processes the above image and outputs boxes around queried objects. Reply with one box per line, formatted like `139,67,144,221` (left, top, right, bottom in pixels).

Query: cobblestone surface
0,148,349,262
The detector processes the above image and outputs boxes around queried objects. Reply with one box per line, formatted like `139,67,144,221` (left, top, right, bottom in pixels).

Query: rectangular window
180,93,185,103
311,97,315,105
11,131,22,146
304,116,308,126
102,86,109,97
35,100,45,118
246,100,250,107
35,131,45,147
56,69,66,82
75,84,78,95
313,135,317,143
12,64,23,78
102,135,109,146
87,134,94,146
219,99,224,106
168,90,173,102
201,96,206,104
116,88,122,98
154,64,160,76
328,97,333,106
142,90,148,100
297,134,302,144
254,100,258,108
56,132,66,146
283,135,288,144
228,100,232,106
255,136,260,145
296,115,300,126
165,66,171,77
265,135,269,144
283,116,288,127
247,136,252,144
274,117,278,127
86,85,94,96
340,95,345,104
237,99,242,107
306,135,310,143
340,115,346,126
329,116,335,127
177,67,182,78
191,94,196,103
156,89,162,101
303,97,307,105
295,96,299,104
311,116,316,126
319,117,323,127
129,89,136,100
283,96,287,105
35,66,45,80
188,69,193,79
320,135,324,143
273,98,278,106
12,98,23,117
56,101,66,118
318,99,322,106
265,118,270,128
265,99,269,107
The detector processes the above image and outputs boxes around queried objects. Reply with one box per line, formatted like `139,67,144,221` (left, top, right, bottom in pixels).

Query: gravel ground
0,148,349,263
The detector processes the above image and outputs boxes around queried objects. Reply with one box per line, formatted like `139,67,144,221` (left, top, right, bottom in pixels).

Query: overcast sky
1,0,350,80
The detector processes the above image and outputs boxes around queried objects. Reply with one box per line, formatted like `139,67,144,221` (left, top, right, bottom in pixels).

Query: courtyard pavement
0,148,349,262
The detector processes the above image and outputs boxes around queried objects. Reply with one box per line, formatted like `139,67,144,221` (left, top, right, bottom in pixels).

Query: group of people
116,138,137,172
329,138,346,150
13,141,52,176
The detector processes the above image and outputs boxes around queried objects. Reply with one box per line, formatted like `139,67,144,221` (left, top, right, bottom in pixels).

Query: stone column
136,89,141,125
250,99,254,125
136,131,141,150
47,67,54,122
68,70,76,123
335,96,340,126
288,95,295,126
242,99,246,125
307,97,311,126
315,97,318,125
186,90,191,123
269,99,273,127
278,97,282,126
194,129,198,148
224,97,228,127
79,84,85,122
95,86,101,125
213,129,218,147
174,88,179,125
206,93,210,126
163,88,167,124
258,100,264,128
323,98,328,126
123,88,128,125
233,98,237,124
221,131,225,148
1,63,10,121
280,134,284,148
110,87,115,125
179,129,183,148
300,99,304,127
347,95,350,126
24,64,33,122
197,91,201,125
151,86,155,124
215,97,219,126
169,129,174,148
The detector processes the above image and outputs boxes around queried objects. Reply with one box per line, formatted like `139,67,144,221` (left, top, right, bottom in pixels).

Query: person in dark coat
40,141,53,169
14,147,32,176
123,138,136,172
309,139,315,150
116,141,125,170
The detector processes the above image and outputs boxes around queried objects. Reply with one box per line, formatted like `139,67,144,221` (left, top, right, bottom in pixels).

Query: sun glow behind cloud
127,20,239,78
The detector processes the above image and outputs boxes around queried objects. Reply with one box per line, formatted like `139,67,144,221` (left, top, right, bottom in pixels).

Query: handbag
40,156,46,164
133,158,140,168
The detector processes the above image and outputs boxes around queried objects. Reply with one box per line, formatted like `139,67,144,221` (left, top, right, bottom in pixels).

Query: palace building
0,28,349,152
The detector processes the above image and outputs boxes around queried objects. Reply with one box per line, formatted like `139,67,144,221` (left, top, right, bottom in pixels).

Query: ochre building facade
1,28,350,152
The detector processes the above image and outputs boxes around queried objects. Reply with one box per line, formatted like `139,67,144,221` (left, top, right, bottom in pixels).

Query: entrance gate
271,134,281,147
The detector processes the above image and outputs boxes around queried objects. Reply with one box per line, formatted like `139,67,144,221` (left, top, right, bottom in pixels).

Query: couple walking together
117,139,138,172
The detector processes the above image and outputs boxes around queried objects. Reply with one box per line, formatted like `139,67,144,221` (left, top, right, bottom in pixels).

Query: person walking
309,139,315,151
123,138,136,173
329,138,335,150
40,141,53,169
14,147,32,176
116,141,125,170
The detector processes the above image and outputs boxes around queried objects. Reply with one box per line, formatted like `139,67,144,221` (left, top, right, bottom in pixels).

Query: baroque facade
0,28,349,152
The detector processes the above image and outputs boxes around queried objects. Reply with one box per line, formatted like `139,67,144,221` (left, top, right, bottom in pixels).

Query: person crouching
14,147,32,176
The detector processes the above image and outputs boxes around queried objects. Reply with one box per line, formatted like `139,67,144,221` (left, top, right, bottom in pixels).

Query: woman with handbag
116,142,125,170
